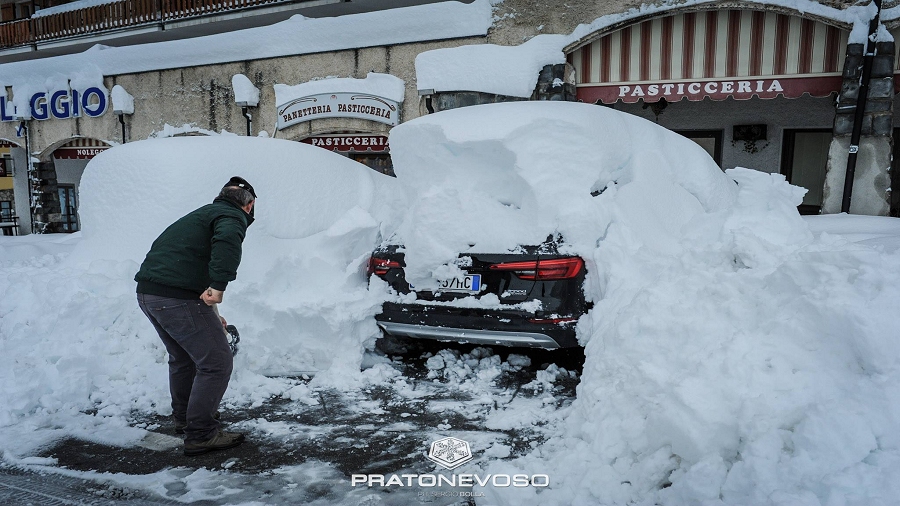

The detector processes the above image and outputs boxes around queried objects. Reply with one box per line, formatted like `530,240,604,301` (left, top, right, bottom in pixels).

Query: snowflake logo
427,437,473,470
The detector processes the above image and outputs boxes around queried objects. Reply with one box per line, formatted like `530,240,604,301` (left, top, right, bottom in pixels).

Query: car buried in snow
367,237,589,350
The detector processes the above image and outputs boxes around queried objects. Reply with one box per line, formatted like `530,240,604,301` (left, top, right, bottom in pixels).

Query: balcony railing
0,0,288,49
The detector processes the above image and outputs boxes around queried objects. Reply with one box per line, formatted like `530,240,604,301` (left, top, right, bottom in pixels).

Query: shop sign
277,93,399,130
54,147,108,159
578,76,842,104
0,86,108,121
301,135,389,153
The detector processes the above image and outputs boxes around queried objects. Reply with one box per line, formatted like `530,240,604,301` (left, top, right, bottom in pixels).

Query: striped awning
53,137,111,160
570,10,849,104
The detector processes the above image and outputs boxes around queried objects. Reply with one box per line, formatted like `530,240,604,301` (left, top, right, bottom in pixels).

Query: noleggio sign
0,87,108,121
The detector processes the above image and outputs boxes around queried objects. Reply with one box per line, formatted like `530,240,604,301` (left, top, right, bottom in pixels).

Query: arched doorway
30,137,112,233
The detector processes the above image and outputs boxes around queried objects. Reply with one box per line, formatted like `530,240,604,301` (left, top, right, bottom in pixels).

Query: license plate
438,274,481,293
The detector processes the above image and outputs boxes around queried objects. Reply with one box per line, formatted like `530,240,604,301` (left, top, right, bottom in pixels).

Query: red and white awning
53,138,111,160
570,10,849,104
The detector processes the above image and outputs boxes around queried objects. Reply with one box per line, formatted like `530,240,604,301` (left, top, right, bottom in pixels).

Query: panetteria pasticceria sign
276,93,399,130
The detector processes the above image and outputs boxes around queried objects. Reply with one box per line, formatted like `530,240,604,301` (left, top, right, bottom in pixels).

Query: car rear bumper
375,302,580,349
376,321,563,349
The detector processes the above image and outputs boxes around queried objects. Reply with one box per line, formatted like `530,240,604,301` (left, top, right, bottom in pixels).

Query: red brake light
490,257,583,280
368,256,402,276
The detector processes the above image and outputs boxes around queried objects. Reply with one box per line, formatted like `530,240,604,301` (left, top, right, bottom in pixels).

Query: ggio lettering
0,87,108,121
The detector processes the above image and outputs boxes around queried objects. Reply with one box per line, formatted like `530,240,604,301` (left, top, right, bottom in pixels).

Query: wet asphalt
1,340,583,505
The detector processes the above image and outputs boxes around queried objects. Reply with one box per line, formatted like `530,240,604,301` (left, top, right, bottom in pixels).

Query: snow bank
0,136,402,451
387,101,900,505
388,101,736,286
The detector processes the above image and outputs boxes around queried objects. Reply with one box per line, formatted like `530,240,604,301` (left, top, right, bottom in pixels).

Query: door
58,185,78,232
675,130,723,168
781,129,832,215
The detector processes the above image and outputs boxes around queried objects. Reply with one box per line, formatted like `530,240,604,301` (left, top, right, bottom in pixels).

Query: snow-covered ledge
416,36,567,98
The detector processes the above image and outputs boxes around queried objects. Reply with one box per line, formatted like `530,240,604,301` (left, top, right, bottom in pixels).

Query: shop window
0,156,12,177
0,4,14,22
674,130,723,168
58,185,79,233
781,129,832,215
15,1,32,19
0,201,14,236
351,153,395,177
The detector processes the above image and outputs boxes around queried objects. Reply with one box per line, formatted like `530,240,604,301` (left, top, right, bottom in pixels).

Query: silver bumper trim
377,322,561,349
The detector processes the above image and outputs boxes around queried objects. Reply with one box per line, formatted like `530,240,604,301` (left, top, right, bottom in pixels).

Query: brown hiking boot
183,431,245,456
174,411,220,435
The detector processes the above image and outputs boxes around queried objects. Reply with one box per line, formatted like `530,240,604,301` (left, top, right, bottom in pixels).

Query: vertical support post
242,106,252,136
841,0,882,213
19,120,37,234
118,113,126,144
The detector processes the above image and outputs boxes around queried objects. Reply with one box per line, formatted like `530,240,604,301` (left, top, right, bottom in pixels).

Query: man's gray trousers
137,293,233,442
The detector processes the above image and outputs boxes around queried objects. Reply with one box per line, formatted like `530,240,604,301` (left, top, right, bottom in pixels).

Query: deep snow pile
387,102,900,505
2,100,899,505
0,136,401,455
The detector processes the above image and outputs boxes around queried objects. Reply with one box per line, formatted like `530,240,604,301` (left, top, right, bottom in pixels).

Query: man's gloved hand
201,288,224,306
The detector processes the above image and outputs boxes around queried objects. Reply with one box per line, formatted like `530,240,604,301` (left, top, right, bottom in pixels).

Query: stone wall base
822,137,891,215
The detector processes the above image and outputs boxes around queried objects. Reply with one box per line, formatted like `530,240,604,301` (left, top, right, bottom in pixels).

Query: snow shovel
210,304,241,356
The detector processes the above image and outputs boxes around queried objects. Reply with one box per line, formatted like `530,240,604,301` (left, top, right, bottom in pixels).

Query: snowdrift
388,101,737,287
0,100,898,506
386,102,900,505
0,136,401,451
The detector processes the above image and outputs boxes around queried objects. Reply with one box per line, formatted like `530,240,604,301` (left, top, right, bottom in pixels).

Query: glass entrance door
781,130,832,215
58,185,79,232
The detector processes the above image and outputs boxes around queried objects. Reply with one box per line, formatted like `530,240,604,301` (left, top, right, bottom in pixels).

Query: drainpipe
841,0,882,214
18,120,36,234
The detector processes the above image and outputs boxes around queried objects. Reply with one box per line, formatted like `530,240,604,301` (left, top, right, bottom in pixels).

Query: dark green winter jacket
135,196,253,299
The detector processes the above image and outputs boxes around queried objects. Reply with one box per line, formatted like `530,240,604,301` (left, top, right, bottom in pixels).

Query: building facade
0,0,896,234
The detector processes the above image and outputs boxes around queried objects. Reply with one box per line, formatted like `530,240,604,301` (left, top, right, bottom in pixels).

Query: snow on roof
111,85,134,114
415,0,881,97
416,35,567,97
274,73,405,106
0,0,493,87
232,74,261,107
565,0,879,48
33,0,120,18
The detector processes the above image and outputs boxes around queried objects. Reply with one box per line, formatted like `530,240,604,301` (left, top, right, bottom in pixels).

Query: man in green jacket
136,176,256,456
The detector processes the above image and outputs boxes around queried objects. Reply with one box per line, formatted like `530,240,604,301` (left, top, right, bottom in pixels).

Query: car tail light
367,256,402,276
489,257,583,280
